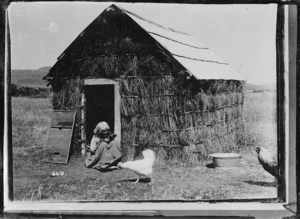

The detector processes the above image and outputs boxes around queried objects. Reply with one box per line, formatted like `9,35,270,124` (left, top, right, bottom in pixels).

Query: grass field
11,91,277,201
242,91,277,154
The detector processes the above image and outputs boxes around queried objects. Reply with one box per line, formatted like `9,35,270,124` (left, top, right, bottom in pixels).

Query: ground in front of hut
12,91,277,201
13,149,277,201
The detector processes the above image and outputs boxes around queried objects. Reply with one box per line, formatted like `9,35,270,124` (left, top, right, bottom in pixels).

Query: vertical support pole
294,5,300,216
81,91,86,155
296,4,300,216
286,4,297,213
114,81,121,145
277,5,297,210
0,2,7,210
4,7,13,202
276,4,286,202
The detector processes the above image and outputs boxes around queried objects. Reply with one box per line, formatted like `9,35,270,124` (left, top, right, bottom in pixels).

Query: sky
8,2,277,85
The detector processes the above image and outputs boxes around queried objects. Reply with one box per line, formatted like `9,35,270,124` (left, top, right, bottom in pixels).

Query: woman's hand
90,135,100,152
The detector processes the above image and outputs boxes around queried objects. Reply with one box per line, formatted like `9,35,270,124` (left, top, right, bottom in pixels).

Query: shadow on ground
206,163,214,169
116,178,151,183
244,180,277,187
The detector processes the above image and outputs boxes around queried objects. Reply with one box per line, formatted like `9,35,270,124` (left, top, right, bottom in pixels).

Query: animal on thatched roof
118,149,155,184
256,146,278,179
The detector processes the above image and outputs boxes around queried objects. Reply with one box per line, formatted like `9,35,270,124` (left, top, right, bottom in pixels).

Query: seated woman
85,122,122,171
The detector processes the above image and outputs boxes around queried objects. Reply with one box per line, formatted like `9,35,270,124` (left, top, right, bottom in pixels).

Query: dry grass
242,91,277,153
12,97,52,173
13,156,277,201
11,91,277,201
12,97,52,150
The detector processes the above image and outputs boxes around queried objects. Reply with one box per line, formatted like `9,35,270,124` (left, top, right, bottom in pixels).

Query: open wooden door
43,110,76,164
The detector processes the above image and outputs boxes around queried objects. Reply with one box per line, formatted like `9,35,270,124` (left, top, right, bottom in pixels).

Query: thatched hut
44,4,245,163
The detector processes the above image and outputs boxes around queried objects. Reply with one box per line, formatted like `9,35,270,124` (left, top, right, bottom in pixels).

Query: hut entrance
84,85,114,143
83,79,121,144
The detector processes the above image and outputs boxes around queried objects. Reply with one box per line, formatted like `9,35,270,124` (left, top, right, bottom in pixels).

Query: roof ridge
113,4,189,36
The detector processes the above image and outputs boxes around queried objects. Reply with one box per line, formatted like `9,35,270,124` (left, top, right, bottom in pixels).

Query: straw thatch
119,75,244,163
46,4,245,163
51,53,244,163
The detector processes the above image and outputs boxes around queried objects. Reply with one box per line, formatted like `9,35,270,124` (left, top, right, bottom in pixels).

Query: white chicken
256,146,278,179
118,149,155,184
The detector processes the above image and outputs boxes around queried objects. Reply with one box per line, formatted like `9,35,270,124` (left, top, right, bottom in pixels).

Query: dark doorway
85,85,115,143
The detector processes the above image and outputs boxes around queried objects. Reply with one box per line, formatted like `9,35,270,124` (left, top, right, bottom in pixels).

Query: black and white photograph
7,2,284,203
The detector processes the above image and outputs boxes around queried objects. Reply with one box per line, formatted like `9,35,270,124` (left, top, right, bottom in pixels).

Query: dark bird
256,146,278,179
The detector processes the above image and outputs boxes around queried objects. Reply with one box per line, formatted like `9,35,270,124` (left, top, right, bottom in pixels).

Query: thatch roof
122,7,243,81
45,4,244,81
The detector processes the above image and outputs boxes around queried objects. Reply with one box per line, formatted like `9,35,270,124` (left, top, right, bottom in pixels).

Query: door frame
83,78,121,144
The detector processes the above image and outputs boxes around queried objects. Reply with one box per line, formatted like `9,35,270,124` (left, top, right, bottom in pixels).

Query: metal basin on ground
209,153,242,168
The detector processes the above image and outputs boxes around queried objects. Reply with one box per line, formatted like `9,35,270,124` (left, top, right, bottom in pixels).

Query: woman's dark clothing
85,134,122,170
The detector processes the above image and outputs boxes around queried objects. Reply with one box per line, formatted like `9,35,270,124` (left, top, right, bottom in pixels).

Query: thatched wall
49,7,245,163
51,54,244,163
119,75,244,163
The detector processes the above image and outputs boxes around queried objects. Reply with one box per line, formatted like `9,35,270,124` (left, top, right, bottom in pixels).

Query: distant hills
244,82,276,92
11,66,51,88
36,66,52,73
11,66,276,92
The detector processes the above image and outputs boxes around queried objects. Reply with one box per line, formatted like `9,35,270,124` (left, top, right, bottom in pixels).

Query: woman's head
93,121,111,138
